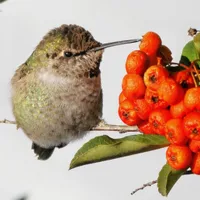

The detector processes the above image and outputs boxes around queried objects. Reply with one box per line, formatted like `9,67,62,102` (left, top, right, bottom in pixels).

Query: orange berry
145,88,169,109
189,140,200,153
170,100,190,119
138,120,154,134
122,74,146,100
172,70,189,83
143,64,169,91
177,87,185,103
119,91,127,104
158,78,184,105
191,153,200,174
133,98,152,120
183,87,200,111
118,100,141,126
125,50,149,75
172,70,194,89
157,45,173,65
183,111,200,140
148,54,157,66
165,118,188,145
139,31,162,56
166,144,192,170
186,75,195,89
149,109,172,135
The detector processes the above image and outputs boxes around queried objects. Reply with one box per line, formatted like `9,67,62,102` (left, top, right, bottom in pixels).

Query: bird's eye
64,51,73,57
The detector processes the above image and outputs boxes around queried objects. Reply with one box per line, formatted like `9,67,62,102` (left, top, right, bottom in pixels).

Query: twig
0,119,16,124
0,119,139,133
131,180,157,195
131,170,193,195
92,121,139,133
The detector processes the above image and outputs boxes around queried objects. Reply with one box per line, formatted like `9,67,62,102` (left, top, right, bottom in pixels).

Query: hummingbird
11,24,140,160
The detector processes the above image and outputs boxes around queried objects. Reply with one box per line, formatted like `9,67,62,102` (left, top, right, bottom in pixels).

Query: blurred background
0,0,199,199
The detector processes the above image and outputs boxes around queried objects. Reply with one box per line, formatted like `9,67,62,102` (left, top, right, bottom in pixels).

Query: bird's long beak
89,38,141,52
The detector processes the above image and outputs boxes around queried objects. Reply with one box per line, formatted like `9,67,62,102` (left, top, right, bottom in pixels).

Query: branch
131,170,193,195
0,119,16,124
92,120,139,133
0,119,139,134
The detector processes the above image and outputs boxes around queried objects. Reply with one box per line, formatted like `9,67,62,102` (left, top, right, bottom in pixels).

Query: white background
0,0,199,199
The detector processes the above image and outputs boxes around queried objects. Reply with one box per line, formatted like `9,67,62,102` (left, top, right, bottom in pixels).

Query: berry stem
178,63,191,70
191,60,200,87
190,71,198,87
192,63,200,81
157,57,162,65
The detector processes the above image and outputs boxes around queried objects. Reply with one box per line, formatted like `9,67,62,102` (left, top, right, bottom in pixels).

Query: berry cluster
118,31,200,174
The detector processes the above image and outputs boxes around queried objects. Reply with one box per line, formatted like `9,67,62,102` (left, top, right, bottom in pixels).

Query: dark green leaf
165,65,185,72
157,163,186,196
70,134,169,169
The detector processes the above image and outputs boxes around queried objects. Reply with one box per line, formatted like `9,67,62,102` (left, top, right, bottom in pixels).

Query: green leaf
180,40,200,66
70,134,169,169
157,163,186,196
194,32,200,55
